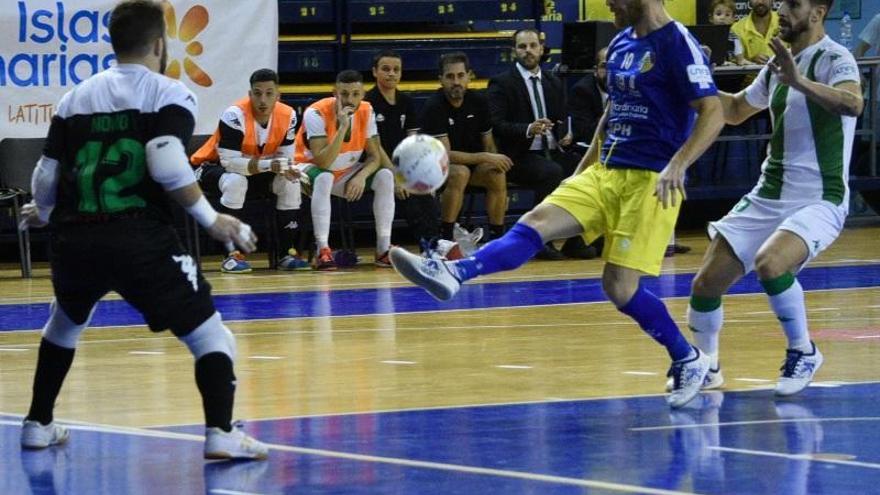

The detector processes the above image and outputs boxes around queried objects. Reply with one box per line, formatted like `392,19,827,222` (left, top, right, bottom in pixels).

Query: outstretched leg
390,203,582,301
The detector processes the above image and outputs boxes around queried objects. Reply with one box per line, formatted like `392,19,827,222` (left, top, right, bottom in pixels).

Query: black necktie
530,76,550,158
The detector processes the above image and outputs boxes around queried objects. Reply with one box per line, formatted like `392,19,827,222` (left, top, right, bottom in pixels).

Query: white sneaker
666,347,711,409
775,341,823,397
665,364,724,392
21,420,69,449
390,246,461,301
204,424,269,460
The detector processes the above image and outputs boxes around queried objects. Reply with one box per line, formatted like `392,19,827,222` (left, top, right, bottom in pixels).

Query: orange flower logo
162,2,213,87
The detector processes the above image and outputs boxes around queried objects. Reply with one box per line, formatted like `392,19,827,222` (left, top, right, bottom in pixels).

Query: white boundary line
708,446,880,470
0,417,698,495
143,380,880,429
630,416,880,432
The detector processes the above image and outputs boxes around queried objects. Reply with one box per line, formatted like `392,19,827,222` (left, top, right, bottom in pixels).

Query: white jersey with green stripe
743,35,859,209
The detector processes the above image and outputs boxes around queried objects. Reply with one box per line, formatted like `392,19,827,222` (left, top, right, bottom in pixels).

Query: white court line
735,378,772,383
210,489,263,495
129,351,164,355
854,335,880,339
709,446,880,470
496,365,533,369
144,380,880,429
0,418,697,495
630,416,880,432
0,348,28,352
624,371,658,376
381,360,416,365
248,356,283,360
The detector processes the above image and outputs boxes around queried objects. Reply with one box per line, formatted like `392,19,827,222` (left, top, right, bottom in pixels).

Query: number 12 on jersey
75,138,147,213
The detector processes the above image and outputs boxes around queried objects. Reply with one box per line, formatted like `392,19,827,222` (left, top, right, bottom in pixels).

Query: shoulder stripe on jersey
674,22,706,65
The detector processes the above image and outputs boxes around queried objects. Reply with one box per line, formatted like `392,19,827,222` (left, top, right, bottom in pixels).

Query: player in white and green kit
683,0,864,396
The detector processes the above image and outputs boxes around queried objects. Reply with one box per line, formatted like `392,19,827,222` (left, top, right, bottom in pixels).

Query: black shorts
198,164,276,201
50,220,215,337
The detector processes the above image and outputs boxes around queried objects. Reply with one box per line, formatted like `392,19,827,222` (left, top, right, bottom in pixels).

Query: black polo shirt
420,89,491,153
364,86,420,155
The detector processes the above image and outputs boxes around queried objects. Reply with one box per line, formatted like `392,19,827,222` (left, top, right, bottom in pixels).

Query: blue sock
453,223,544,282
618,286,693,361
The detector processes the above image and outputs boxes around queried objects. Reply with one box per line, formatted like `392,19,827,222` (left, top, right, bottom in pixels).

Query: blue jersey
600,21,717,172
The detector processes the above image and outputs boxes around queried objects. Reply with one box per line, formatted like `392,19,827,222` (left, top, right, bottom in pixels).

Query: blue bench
347,0,535,23
278,40,339,75
278,0,335,24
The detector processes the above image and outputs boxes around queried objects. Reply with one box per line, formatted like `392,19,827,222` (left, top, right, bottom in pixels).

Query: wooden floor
1,225,880,430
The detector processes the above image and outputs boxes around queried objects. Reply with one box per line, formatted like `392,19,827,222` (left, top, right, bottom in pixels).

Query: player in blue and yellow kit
390,0,725,408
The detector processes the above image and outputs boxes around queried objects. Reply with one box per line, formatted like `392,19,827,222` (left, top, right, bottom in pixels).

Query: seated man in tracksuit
191,68,307,273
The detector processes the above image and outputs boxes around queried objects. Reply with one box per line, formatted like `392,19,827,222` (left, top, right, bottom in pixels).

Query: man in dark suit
487,28,592,259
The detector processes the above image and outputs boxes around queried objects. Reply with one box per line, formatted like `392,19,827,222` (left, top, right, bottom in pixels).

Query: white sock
311,173,333,250
767,278,811,352
687,301,723,369
371,169,395,254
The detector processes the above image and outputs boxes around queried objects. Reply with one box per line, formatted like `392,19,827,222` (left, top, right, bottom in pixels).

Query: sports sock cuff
509,222,545,251
760,272,796,296
690,295,722,312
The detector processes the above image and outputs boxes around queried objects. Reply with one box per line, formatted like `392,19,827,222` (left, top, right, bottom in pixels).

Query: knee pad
273,175,302,210
180,312,237,360
218,173,248,209
43,300,93,349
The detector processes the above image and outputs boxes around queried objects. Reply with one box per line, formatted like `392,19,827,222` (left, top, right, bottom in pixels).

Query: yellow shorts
543,164,680,276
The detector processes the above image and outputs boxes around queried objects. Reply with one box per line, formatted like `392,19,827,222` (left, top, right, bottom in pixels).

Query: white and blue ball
392,134,449,194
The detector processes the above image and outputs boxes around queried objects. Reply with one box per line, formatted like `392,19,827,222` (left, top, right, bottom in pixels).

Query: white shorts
708,192,846,274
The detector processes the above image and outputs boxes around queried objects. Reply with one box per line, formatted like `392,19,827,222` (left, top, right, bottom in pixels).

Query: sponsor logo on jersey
638,51,654,73
687,64,712,88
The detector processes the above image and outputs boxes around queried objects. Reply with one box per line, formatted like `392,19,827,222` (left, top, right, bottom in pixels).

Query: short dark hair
249,68,279,86
109,0,165,57
512,28,543,47
372,49,402,68
809,0,834,16
336,69,364,84
438,52,470,74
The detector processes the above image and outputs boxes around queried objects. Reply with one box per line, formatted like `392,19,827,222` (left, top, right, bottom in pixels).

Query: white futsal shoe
666,347,711,408
21,420,70,449
775,341,823,397
665,364,724,392
390,247,462,301
204,423,269,460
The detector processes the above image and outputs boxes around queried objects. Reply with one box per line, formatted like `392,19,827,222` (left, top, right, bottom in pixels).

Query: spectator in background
854,13,880,57
708,0,743,65
364,49,441,246
488,28,594,260
568,47,608,147
294,70,395,270
730,0,780,65
420,52,511,243
191,68,307,273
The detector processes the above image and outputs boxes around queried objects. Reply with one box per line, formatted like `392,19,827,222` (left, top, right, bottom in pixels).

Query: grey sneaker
21,420,69,449
666,347,711,408
389,247,461,301
204,423,269,460
775,341,823,397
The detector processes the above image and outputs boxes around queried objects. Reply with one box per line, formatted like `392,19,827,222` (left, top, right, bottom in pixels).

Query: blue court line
0,263,878,332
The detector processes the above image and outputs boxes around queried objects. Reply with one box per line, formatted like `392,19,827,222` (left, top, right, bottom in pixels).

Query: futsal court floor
1,224,880,494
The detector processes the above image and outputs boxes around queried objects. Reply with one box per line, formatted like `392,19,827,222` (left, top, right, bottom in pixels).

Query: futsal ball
392,134,449,194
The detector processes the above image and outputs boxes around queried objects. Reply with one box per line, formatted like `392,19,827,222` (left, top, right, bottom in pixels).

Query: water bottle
840,11,852,49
